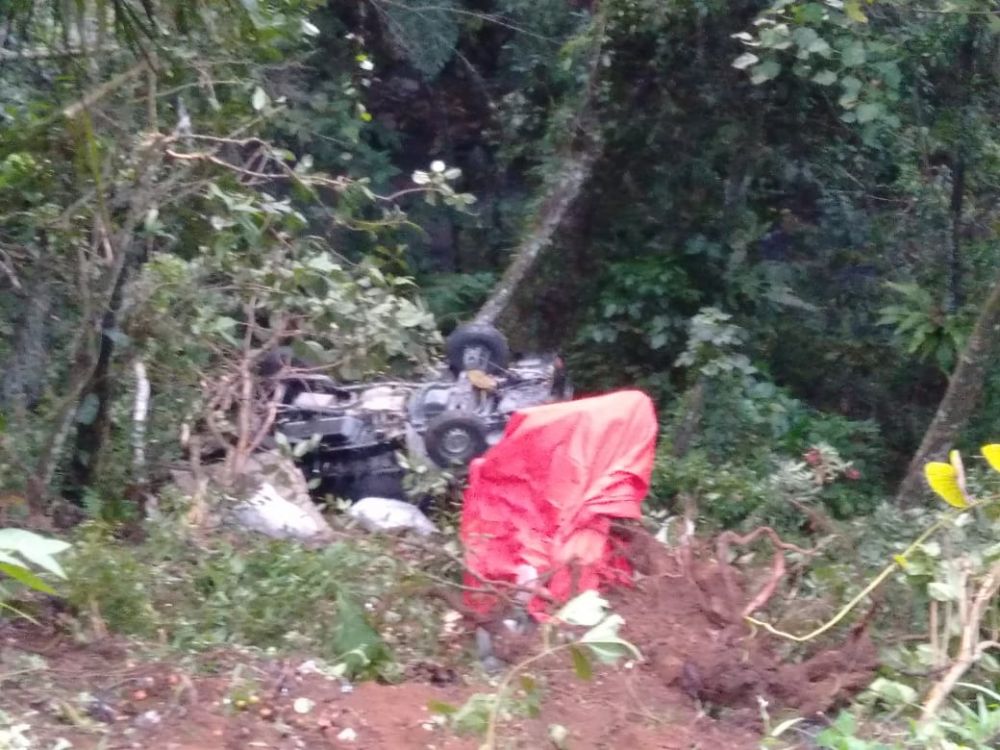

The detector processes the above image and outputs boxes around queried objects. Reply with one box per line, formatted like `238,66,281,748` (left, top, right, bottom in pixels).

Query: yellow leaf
893,554,908,569
982,444,1000,473
844,0,868,23
924,462,968,508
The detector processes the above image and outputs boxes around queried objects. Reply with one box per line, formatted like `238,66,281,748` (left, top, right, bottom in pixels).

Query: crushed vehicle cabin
259,323,573,502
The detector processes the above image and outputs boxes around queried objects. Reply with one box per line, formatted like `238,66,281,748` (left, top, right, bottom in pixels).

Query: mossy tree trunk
897,276,1000,505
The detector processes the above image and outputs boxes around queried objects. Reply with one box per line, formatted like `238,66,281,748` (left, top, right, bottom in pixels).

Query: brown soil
0,533,877,749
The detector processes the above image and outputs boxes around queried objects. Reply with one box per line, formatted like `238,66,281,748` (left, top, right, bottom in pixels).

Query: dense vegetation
3,0,1000,747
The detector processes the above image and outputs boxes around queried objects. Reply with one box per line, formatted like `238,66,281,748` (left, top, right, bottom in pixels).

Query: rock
135,709,161,729
85,698,118,723
346,497,438,537
231,481,332,543
171,451,336,543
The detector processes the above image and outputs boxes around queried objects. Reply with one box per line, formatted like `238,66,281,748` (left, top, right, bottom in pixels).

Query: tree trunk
897,276,1000,505
474,145,600,326
474,13,605,327
69,255,131,490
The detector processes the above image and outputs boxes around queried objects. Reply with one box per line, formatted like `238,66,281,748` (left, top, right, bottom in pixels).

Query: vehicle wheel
445,323,510,374
424,411,490,467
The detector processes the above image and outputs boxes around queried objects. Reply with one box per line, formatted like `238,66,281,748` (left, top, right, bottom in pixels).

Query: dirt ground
0,537,877,750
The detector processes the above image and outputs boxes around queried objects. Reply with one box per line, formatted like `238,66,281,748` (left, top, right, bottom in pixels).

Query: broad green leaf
0,530,71,578
799,4,826,23
867,678,917,705
808,38,832,55
650,332,669,350
856,102,883,123
751,60,782,84
928,581,958,602
792,27,821,51
331,590,391,678
842,41,866,67
427,700,458,715
841,75,863,94
555,590,609,627
396,301,429,328
733,52,760,70
812,70,838,85
0,561,56,595
581,614,642,663
306,254,337,273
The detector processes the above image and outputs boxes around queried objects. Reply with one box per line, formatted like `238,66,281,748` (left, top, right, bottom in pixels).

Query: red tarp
459,389,658,619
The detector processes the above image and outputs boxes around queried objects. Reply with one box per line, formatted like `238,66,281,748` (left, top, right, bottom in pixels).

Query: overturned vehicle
261,323,572,502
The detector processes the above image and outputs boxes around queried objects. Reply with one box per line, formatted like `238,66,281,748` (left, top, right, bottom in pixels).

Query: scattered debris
336,726,358,742
474,627,506,674
135,709,161,728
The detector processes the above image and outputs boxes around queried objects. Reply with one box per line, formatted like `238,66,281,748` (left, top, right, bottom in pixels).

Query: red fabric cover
459,389,658,618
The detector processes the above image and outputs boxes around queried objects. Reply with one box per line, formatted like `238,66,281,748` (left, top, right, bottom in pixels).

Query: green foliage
878,282,971,373
732,0,904,138
420,272,498,334
583,259,699,353
652,437,873,532
430,590,640,745
675,307,756,378
64,522,449,679
815,702,1000,749
137,182,443,379
0,529,71,616
772,445,1000,750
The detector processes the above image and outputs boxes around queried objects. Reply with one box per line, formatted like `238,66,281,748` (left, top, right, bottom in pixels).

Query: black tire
424,411,490,467
445,323,510,374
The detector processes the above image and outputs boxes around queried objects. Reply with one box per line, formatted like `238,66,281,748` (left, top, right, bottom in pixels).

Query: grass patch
62,521,454,680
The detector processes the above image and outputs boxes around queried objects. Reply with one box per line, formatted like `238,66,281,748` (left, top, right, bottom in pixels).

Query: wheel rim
441,427,473,458
461,344,490,370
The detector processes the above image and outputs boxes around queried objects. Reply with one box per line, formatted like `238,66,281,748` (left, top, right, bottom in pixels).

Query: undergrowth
60,521,452,681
